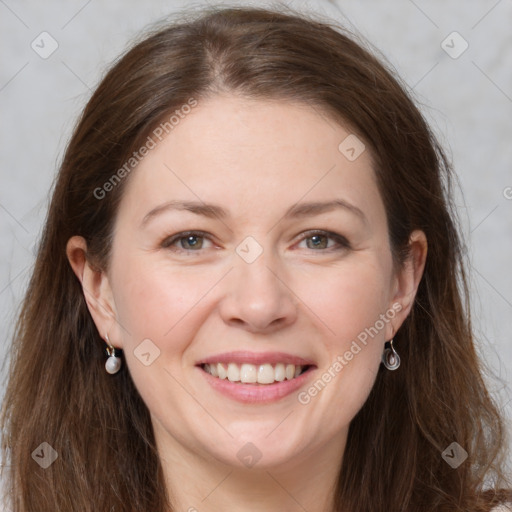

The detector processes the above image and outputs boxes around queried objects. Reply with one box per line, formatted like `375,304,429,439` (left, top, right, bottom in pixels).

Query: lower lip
196,365,316,404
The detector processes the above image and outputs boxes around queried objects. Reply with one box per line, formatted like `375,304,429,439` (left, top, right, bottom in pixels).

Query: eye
161,231,213,252
160,229,351,254
296,230,350,251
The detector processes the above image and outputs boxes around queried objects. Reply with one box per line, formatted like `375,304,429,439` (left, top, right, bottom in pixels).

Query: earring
104,334,122,374
382,339,400,371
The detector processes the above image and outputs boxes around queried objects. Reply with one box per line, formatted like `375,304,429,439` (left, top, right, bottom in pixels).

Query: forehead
116,95,383,227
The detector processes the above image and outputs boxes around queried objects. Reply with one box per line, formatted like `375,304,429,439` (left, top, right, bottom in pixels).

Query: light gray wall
1,0,511,467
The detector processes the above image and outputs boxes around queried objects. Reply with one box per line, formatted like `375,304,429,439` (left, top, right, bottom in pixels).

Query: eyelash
160,230,351,254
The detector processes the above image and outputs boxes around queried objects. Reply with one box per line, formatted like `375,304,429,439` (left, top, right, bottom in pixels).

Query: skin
67,94,427,511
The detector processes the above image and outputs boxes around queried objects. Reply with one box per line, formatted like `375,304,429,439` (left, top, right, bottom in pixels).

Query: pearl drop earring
104,334,122,374
382,338,400,371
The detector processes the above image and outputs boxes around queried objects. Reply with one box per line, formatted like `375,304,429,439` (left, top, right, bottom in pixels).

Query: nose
218,249,298,334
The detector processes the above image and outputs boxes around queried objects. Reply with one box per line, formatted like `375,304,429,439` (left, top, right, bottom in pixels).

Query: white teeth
274,363,285,382
257,363,275,384
240,364,257,383
203,362,307,384
209,363,218,378
217,363,227,380
227,363,240,382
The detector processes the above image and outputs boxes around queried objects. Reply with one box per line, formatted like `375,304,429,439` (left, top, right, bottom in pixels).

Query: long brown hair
1,5,510,511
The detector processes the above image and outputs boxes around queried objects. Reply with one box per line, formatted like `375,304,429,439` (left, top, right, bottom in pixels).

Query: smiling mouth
199,362,313,385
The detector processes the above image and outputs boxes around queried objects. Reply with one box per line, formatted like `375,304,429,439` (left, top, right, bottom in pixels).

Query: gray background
1,0,511,470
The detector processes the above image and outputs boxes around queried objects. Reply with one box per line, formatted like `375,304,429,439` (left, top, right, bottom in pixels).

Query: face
78,95,420,471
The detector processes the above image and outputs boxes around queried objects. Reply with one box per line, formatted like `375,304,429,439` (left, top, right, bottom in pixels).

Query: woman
1,5,510,511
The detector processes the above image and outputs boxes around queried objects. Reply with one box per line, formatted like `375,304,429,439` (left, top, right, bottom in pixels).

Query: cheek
110,258,218,410
113,251,392,356
294,259,391,409
297,257,392,344
114,258,215,347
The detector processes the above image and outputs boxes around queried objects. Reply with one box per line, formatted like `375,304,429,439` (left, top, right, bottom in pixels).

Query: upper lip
196,351,316,367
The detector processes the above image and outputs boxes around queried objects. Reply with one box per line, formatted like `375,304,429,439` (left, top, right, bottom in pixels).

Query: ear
385,230,428,340
66,236,123,349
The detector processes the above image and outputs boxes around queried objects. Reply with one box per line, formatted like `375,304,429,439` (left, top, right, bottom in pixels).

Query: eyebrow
140,198,368,227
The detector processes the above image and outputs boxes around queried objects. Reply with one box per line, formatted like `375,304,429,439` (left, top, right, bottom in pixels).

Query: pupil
310,235,326,249
185,235,200,248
